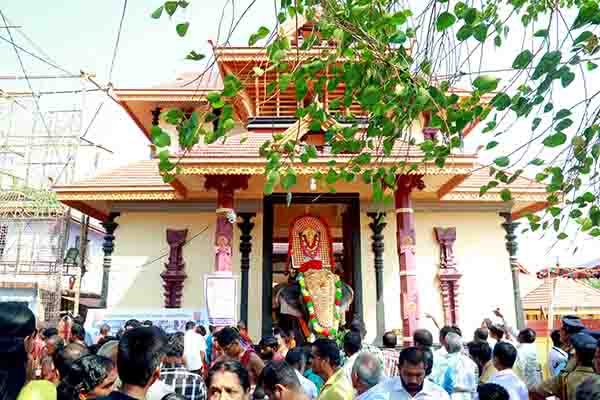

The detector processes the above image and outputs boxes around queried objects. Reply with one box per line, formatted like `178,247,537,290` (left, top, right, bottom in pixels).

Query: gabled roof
522,278,600,310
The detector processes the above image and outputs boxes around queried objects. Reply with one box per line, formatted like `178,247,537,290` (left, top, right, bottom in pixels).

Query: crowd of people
2,301,600,400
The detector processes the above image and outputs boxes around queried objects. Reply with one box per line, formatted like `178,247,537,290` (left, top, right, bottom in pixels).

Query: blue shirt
304,369,324,394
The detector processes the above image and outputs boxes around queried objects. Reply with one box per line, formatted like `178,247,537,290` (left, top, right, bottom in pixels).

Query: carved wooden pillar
162,229,188,308
368,212,386,341
395,175,425,345
151,107,162,126
500,212,525,330
205,175,250,272
237,213,255,324
434,227,462,326
100,212,119,308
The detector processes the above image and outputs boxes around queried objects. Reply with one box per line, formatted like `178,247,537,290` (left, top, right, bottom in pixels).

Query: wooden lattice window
0,225,7,258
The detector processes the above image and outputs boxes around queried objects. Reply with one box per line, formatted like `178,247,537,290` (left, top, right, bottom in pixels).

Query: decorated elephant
273,215,354,341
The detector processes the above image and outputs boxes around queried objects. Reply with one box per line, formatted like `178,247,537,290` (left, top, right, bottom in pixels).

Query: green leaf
486,141,499,150
557,232,568,240
360,86,381,106
473,75,499,94
574,31,593,45
544,103,554,113
572,3,599,30
436,12,457,32
223,74,242,97
462,7,477,24
279,73,292,91
555,118,573,131
512,50,534,69
151,6,163,19
176,22,189,37
389,31,407,44
253,66,264,77
560,69,576,88
164,1,178,16
390,11,408,25
542,132,567,147
532,51,561,80
207,92,221,104
494,156,510,167
530,158,544,166
533,29,548,38
153,131,171,148
532,118,541,130
281,170,297,190
554,109,571,120
570,209,583,218
492,93,511,110
587,61,598,71
185,51,205,61
178,1,189,8
473,23,488,42
500,189,512,201
249,26,270,45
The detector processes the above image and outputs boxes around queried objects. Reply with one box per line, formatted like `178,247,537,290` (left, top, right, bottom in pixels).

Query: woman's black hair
208,360,250,393
57,354,113,400
0,302,36,400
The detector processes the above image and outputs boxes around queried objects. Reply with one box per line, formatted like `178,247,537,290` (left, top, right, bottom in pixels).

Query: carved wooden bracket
161,229,188,308
434,227,462,326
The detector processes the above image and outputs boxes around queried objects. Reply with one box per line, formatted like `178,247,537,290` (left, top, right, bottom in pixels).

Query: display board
204,273,238,326
84,308,208,339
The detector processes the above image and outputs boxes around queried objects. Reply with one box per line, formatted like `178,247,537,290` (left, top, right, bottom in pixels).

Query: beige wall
108,211,264,340
107,209,514,343
360,210,515,344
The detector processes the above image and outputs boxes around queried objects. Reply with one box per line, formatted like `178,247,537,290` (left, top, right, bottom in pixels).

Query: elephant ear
278,281,304,311
340,283,354,310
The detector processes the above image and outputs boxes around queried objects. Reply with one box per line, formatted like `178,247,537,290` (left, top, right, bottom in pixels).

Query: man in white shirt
548,329,568,377
351,352,383,396
514,328,542,388
358,347,449,400
286,348,318,400
183,321,206,374
487,342,528,400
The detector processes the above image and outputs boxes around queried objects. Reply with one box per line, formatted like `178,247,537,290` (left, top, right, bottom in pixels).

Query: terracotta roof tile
455,167,546,192
522,278,600,309
53,160,170,190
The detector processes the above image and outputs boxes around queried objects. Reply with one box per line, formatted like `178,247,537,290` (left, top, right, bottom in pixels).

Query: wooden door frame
261,193,363,336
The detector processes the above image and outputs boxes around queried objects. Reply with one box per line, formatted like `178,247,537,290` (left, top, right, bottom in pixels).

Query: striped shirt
160,367,207,400
381,348,400,377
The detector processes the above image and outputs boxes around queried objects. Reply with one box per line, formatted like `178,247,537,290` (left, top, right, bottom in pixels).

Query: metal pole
75,214,89,316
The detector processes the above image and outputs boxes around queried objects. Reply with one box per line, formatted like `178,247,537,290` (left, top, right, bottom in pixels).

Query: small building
52,20,548,341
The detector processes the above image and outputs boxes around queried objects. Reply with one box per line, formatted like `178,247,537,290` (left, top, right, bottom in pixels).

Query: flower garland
298,271,343,338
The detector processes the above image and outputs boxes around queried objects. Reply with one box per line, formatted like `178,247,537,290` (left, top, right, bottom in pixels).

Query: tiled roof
184,132,441,160
53,160,170,191
454,167,546,193
522,278,600,309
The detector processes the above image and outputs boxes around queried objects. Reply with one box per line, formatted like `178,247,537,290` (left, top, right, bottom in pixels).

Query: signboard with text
84,308,208,339
204,273,238,326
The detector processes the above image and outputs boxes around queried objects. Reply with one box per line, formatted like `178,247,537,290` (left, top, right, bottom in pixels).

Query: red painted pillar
395,175,425,345
205,175,250,272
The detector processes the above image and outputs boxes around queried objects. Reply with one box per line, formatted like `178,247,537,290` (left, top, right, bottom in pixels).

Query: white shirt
515,343,542,387
295,370,318,400
343,352,359,382
358,377,450,400
487,370,528,400
548,346,568,377
184,329,207,371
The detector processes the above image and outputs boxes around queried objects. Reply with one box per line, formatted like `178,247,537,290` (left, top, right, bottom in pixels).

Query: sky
1,1,598,271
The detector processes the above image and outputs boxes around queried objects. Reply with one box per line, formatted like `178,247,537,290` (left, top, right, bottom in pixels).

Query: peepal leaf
512,50,534,69
473,75,499,94
436,12,456,32
543,132,567,147
185,51,205,61
176,22,190,37
151,6,163,19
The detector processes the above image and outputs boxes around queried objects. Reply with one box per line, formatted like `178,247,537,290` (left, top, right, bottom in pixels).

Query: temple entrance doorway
261,193,363,337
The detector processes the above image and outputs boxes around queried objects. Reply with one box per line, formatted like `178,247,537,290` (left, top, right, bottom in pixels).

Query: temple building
52,20,548,342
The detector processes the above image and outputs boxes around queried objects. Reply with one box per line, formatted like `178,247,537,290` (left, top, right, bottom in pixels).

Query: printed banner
84,308,208,339
204,273,238,326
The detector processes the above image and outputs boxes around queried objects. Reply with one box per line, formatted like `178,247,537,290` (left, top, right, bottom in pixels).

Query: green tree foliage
150,0,600,239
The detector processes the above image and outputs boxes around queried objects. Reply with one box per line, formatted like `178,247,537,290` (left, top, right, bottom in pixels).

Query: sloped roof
150,69,223,91
522,278,600,310
452,168,546,194
53,160,171,192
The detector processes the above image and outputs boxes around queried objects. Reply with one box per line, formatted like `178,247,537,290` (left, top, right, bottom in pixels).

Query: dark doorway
261,193,363,337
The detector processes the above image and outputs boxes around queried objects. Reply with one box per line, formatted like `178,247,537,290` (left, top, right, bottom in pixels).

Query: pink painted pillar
204,175,249,272
395,175,425,345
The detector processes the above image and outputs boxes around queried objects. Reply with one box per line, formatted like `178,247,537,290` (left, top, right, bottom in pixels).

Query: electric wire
108,0,128,83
